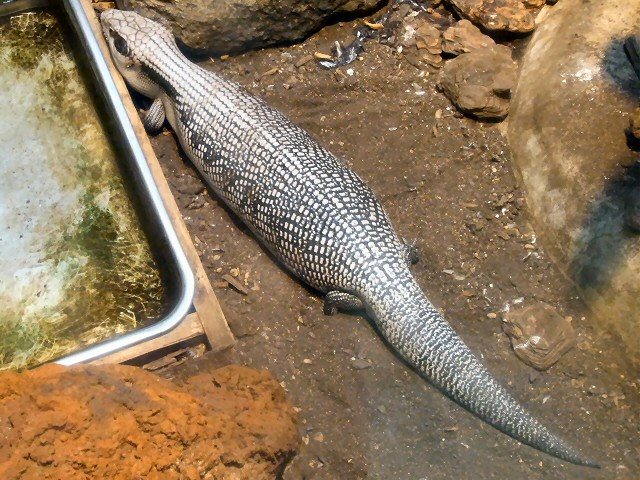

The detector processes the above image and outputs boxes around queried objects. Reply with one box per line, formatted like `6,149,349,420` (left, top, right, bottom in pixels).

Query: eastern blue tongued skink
100,9,597,467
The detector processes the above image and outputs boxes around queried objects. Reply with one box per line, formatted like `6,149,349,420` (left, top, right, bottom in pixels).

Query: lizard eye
112,31,129,56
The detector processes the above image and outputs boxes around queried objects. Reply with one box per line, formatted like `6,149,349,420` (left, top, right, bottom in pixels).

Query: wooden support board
80,0,235,365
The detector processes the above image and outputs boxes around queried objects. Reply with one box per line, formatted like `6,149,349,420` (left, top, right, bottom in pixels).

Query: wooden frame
79,0,235,365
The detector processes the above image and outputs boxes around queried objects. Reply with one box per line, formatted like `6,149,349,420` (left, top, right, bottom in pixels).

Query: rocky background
107,0,555,120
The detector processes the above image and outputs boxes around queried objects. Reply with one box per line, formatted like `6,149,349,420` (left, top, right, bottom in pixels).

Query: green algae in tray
0,10,168,370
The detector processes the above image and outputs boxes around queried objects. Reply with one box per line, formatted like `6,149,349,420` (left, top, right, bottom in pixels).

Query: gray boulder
116,0,385,55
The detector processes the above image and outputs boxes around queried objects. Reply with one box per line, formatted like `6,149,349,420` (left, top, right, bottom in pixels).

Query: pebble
351,358,373,370
173,174,205,195
528,371,541,384
502,302,576,370
437,45,517,120
187,197,206,210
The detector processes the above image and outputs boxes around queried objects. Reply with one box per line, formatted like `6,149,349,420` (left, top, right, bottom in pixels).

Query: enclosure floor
155,21,639,480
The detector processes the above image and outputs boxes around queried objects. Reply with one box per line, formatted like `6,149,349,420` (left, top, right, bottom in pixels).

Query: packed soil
144,16,638,480
0,364,298,479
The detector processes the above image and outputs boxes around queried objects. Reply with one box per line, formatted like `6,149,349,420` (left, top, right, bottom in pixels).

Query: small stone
528,371,541,384
437,45,517,120
398,16,443,70
502,302,576,370
172,174,204,196
351,358,372,370
446,0,535,34
422,51,444,68
187,197,205,210
442,20,495,56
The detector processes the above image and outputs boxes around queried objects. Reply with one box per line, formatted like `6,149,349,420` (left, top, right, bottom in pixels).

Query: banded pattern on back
173,78,405,293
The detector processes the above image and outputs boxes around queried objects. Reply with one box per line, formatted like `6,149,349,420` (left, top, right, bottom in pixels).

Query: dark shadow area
570,37,640,291
602,37,640,97
569,157,640,291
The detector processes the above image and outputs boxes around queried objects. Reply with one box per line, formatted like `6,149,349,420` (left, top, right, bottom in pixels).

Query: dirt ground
145,17,640,480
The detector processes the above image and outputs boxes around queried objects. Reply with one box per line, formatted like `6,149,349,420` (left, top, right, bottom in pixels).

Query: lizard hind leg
323,291,364,316
404,240,419,266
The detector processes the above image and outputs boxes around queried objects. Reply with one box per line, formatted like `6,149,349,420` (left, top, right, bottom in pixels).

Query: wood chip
314,52,333,60
364,20,384,30
334,68,348,79
221,274,249,295
143,348,187,371
295,55,314,68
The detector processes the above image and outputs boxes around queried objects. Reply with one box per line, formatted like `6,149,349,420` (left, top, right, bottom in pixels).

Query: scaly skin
100,9,597,467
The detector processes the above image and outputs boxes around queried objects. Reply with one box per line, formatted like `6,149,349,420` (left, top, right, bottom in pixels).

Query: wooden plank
92,313,205,365
80,0,235,358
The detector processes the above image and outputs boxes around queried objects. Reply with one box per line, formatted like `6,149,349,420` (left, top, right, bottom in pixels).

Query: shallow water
0,11,167,370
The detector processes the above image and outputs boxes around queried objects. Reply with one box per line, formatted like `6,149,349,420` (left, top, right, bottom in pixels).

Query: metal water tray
0,0,194,368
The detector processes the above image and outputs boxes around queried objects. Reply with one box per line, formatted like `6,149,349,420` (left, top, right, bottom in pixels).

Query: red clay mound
0,363,299,479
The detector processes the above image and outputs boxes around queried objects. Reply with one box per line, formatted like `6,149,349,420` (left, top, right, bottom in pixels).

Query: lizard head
100,9,176,98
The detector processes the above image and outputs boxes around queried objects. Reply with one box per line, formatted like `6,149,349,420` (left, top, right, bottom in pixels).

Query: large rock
442,19,496,56
0,363,299,479
508,0,640,367
437,44,517,120
445,0,535,34
117,0,385,55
